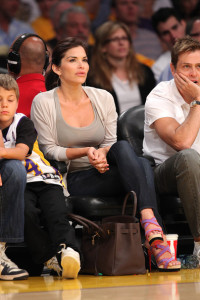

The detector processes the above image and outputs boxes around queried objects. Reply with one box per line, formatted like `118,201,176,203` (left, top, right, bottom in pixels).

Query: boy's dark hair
0,74,19,100
152,8,182,35
171,36,200,68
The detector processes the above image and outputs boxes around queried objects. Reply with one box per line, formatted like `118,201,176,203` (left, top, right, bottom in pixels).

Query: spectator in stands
172,0,200,22
55,6,92,44
7,33,48,118
53,6,94,62
49,0,73,37
0,74,31,281
151,8,186,82
16,0,40,23
31,0,59,48
0,0,34,69
31,37,181,272
186,16,200,42
111,0,163,61
88,21,156,115
139,0,173,32
71,0,112,34
144,36,200,264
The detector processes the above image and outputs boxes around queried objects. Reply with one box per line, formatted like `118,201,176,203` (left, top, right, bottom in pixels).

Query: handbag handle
122,191,137,217
68,213,90,230
68,213,106,237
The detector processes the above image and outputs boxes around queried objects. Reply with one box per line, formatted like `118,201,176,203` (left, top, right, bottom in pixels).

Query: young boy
0,74,35,280
23,140,81,279
0,74,81,279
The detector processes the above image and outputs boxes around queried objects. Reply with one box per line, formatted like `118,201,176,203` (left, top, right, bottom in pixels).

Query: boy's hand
0,174,2,186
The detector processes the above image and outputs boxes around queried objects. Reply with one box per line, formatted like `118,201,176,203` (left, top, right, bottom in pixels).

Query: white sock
193,241,200,255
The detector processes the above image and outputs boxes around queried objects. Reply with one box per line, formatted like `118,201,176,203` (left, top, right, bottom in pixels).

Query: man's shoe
0,261,29,281
45,256,62,276
59,244,80,279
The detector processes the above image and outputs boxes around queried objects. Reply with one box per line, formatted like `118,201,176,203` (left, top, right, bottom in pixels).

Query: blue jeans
67,141,162,226
0,159,26,243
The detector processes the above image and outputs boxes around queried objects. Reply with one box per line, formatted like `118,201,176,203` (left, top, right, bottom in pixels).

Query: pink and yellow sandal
147,244,181,272
141,217,164,246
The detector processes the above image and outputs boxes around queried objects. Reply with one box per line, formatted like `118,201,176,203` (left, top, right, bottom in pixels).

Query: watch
190,100,200,107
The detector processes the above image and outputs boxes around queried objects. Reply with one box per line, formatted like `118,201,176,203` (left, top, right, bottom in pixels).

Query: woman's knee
111,140,134,157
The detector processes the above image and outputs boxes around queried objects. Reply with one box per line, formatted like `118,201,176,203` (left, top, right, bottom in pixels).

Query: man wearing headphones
7,33,49,118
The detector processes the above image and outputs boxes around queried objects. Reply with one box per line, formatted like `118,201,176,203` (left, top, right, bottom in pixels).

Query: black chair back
117,105,145,156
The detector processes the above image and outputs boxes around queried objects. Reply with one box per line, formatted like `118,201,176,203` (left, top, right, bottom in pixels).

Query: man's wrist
190,100,200,107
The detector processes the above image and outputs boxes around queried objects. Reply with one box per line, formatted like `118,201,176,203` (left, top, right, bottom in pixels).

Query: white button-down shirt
143,79,200,164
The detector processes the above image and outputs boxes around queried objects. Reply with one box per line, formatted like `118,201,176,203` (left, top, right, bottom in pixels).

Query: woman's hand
174,73,200,103
87,147,109,173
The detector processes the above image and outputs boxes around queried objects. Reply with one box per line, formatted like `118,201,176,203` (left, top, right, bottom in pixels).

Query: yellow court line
1,270,200,294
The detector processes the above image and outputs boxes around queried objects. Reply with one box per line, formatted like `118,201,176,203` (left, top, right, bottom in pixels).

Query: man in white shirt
144,36,200,263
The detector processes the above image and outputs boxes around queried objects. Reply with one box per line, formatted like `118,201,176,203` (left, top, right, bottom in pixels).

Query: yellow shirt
136,53,155,68
31,17,56,41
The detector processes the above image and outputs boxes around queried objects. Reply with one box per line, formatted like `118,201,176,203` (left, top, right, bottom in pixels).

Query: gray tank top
54,89,105,172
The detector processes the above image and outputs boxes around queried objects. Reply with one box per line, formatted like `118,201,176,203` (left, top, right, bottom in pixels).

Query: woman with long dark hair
31,37,180,272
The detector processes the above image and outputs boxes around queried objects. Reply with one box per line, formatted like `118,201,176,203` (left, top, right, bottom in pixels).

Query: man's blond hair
171,36,200,68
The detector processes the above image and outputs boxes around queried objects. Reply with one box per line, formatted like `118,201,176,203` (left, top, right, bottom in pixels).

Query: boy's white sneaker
59,244,80,279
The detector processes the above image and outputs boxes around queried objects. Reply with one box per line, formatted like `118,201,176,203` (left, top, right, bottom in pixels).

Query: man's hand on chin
174,73,200,103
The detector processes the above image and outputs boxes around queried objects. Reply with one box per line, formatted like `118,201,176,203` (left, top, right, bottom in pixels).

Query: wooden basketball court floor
1,269,200,300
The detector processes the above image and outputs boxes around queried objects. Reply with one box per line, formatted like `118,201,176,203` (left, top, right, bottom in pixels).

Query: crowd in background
1,0,200,93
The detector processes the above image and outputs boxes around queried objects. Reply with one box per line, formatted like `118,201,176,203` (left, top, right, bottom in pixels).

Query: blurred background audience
1,0,200,87
16,0,40,23
0,0,35,70
31,0,59,47
111,0,163,63
88,21,156,115
186,16,200,42
55,6,91,44
172,0,200,22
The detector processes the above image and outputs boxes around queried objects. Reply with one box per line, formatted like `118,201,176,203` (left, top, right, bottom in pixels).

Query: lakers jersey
3,113,63,187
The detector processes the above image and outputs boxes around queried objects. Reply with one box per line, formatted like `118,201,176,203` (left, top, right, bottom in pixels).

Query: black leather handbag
69,191,146,276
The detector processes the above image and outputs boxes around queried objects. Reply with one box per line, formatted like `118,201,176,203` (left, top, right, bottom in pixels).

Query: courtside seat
48,160,133,220
66,196,129,219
